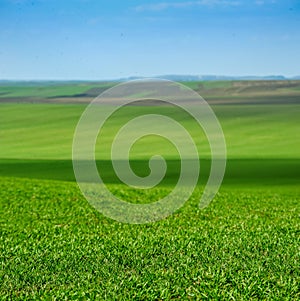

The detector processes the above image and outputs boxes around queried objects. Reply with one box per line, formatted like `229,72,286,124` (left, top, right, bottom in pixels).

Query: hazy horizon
0,74,299,82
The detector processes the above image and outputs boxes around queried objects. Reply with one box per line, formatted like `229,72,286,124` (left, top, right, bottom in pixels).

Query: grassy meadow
0,81,299,299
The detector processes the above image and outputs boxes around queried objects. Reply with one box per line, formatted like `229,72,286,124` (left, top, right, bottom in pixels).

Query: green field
0,82,299,299
0,82,113,99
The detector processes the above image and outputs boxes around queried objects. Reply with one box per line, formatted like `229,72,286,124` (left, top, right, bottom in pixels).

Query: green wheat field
0,81,299,300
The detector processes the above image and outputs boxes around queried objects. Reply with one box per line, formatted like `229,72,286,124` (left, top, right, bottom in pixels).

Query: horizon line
1,74,300,82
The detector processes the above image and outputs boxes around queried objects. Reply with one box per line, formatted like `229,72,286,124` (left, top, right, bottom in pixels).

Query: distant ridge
122,74,295,82
1,75,300,83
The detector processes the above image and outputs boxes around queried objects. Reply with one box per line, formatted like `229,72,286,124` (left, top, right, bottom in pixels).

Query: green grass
0,177,299,299
0,83,115,98
0,103,299,160
1,103,299,186
199,81,233,89
1,158,299,186
1,91,300,299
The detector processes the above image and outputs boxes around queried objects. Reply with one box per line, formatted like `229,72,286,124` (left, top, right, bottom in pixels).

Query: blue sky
0,0,299,80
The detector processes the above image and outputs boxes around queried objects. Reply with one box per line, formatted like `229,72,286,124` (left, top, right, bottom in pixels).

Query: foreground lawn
0,177,299,300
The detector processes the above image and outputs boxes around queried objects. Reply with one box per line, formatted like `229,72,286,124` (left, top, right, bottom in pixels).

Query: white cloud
135,0,241,12
255,0,277,5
